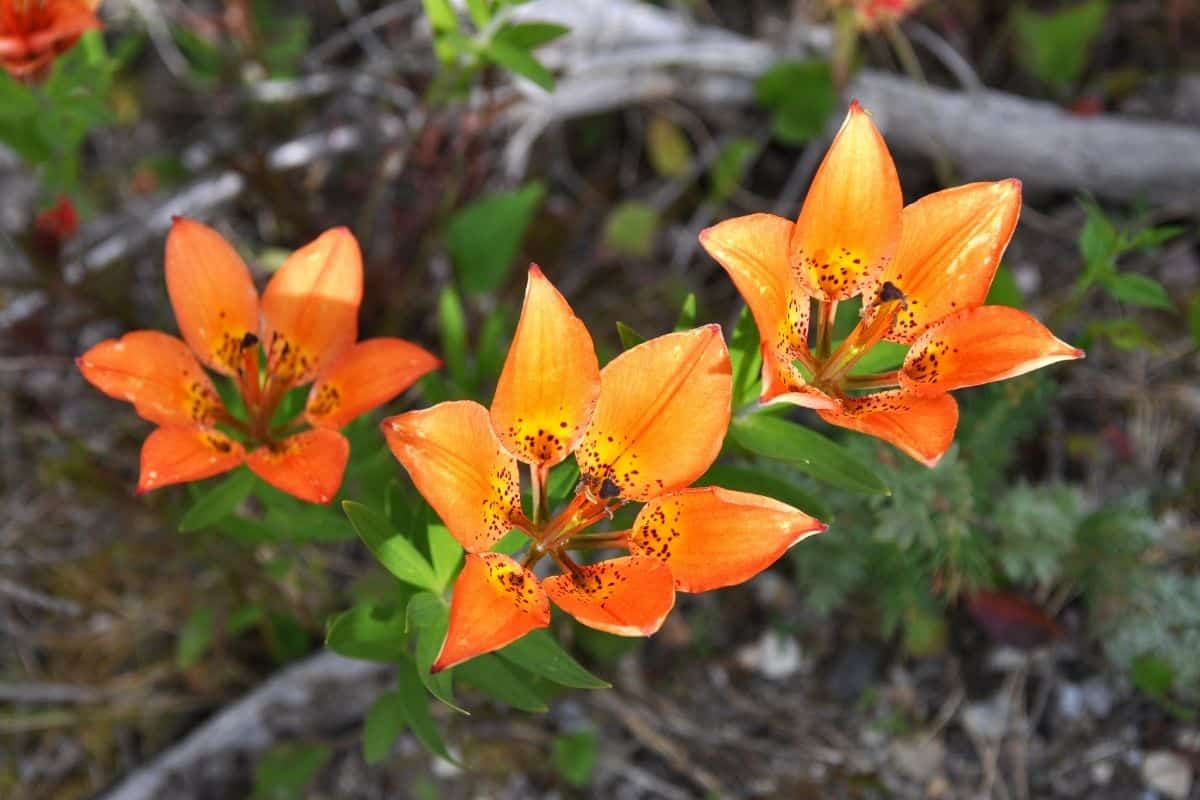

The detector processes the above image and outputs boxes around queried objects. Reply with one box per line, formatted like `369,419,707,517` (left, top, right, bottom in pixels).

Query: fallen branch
508,0,1200,206
97,653,390,800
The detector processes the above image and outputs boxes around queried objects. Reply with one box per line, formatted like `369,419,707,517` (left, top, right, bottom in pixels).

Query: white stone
1141,750,1193,800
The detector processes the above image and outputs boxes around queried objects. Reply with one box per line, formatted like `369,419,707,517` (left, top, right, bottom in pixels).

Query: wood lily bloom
78,218,439,503
699,103,1083,466
846,0,922,29
383,266,825,671
0,0,100,80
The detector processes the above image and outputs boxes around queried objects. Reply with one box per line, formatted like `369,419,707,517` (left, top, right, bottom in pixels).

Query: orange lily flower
78,218,439,503
0,0,101,80
383,266,825,671
699,103,1083,466
847,0,923,28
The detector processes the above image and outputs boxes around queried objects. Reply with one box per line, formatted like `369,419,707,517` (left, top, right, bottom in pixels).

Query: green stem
843,370,901,391
814,299,838,361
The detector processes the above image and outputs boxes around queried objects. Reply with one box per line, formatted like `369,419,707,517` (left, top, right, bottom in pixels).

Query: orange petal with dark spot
77,331,226,427
873,180,1023,343
818,390,958,467
629,487,826,593
382,401,521,553
575,326,731,502
305,338,440,430
138,426,244,493
901,305,1083,396
261,227,363,386
245,428,349,504
433,552,550,672
165,218,260,376
543,556,675,637
491,265,600,467
790,102,902,302
699,213,813,368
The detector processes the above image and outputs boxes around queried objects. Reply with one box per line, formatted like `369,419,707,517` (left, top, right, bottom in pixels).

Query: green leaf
179,468,256,532
615,321,647,350
674,293,698,331
266,611,309,664
426,523,463,591
1013,0,1108,90
698,464,830,523
422,0,458,33
1078,200,1119,277
729,306,762,407
176,607,214,668
406,593,464,713
755,60,836,145
228,604,264,635
849,341,908,376
493,22,570,50
343,501,440,591
251,742,331,800
1101,272,1173,310
483,40,556,90
646,116,691,178
552,729,598,787
396,654,458,762
466,0,491,28
363,690,407,765
728,414,890,495
457,655,548,711
437,285,469,387
492,528,529,556
603,202,659,259
325,604,408,662
446,182,545,294
985,264,1024,308
498,629,610,688
709,137,759,202
1130,653,1174,697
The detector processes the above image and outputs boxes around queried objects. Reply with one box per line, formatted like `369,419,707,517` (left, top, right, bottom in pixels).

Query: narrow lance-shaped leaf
343,501,440,591
179,468,257,532
498,629,610,689
456,655,549,712
728,413,889,495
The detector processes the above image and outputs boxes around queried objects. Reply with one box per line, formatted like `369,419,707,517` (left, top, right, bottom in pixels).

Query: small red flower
0,0,101,80
77,219,439,503
33,195,79,242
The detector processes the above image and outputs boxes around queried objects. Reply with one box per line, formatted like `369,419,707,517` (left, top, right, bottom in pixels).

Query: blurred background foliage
1,0,1198,798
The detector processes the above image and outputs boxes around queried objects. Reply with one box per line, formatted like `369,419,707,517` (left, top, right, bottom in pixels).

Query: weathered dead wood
507,0,1200,206
97,653,390,800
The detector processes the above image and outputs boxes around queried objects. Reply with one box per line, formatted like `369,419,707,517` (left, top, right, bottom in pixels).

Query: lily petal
165,218,260,376
245,428,349,504
491,265,600,467
305,338,440,430
433,553,550,672
138,426,244,493
698,213,813,364
629,487,826,593
576,326,731,501
790,102,902,302
542,556,675,637
261,227,363,386
902,305,1084,396
77,331,225,427
818,390,959,467
875,180,1023,342
382,401,521,553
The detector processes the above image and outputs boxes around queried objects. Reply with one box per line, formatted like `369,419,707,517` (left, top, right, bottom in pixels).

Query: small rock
962,698,1010,741
1081,676,1114,718
1091,760,1114,786
736,630,803,680
1057,682,1086,722
889,736,945,782
1141,750,1193,800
